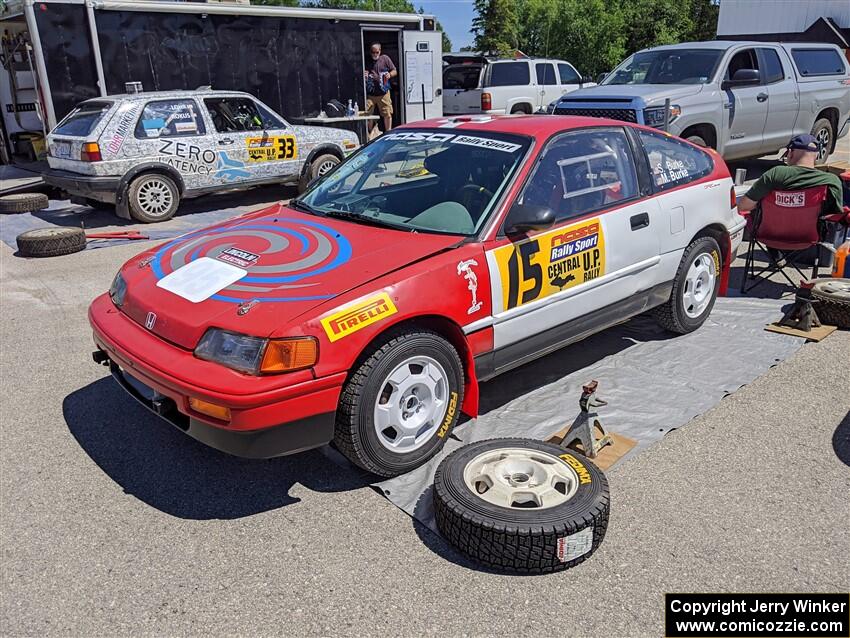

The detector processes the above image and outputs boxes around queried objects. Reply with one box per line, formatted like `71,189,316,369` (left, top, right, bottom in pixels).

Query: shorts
366,92,393,118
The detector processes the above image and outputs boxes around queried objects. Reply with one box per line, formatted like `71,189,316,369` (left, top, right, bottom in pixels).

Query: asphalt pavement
1,195,849,636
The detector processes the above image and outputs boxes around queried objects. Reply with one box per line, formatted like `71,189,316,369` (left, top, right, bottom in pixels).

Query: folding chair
740,186,840,293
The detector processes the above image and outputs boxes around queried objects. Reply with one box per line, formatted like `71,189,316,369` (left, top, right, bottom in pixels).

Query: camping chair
740,186,850,293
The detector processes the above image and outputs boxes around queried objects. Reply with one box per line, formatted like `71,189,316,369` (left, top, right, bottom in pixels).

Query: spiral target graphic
151,218,352,303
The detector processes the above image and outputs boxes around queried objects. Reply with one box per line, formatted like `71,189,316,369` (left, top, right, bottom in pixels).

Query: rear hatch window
791,48,846,77
444,64,482,90
484,62,530,87
53,101,113,137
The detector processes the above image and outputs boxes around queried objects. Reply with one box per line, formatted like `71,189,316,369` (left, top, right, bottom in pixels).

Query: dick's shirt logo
145,312,157,330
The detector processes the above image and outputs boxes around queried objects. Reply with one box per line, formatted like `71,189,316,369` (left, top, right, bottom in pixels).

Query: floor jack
559,380,613,459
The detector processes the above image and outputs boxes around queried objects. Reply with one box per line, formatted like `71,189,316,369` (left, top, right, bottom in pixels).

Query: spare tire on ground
811,278,850,329
0,192,49,214
16,227,86,258
433,438,609,573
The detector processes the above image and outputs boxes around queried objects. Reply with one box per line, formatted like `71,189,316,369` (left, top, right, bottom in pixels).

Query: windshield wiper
322,209,407,231
288,198,323,216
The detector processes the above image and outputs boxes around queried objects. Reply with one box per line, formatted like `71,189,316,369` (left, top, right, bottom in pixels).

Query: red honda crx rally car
90,115,746,477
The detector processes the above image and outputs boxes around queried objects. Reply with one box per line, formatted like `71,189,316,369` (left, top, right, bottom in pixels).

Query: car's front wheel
334,328,464,477
298,153,340,193
127,173,180,223
653,235,722,334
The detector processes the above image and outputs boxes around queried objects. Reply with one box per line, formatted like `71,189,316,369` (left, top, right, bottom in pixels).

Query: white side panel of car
485,196,664,350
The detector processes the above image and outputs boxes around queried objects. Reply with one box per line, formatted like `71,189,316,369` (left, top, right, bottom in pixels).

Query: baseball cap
786,134,818,152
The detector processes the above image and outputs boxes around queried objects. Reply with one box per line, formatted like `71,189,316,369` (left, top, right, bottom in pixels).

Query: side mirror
582,75,595,85
721,68,760,90
504,203,556,235
596,72,608,84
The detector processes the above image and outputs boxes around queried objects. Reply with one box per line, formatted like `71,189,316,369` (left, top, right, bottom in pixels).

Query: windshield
443,64,482,90
602,49,723,85
53,101,113,137
299,130,530,235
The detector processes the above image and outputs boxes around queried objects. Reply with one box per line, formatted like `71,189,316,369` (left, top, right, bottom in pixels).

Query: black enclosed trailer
0,0,443,164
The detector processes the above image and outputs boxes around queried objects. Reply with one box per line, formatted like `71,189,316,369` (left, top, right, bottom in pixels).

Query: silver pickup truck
550,41,850,163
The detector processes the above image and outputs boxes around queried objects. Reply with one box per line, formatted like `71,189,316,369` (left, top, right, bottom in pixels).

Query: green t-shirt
745,165,844,214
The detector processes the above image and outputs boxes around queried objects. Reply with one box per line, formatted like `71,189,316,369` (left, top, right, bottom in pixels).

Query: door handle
630,213,650,230
757,92,768,102
218,138,235,146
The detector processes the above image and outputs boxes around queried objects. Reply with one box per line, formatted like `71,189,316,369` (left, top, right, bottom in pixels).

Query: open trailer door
401,30,442,123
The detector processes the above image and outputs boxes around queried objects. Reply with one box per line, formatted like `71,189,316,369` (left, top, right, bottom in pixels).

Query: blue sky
415,0,476,51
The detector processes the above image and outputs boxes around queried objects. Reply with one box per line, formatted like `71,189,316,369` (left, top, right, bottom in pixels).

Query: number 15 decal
493,218,606,311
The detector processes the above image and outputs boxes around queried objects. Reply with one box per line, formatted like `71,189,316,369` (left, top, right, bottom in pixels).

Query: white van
443,57,592,116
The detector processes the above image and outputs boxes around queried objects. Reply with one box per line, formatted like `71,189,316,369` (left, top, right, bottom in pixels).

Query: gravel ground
1,226,848,637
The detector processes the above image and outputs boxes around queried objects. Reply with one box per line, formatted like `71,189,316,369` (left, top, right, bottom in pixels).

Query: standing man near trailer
364,43,397,133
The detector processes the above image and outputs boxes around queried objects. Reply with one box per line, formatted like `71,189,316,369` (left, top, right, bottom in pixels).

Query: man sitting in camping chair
737,134,848,292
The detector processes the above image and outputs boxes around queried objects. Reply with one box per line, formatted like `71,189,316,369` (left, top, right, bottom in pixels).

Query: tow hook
92,349,110,366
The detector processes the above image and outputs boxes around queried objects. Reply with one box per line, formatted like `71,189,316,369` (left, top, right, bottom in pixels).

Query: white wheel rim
137,178,174,217
463,448,580,510
373,356,450,453
682,252,716,319
816,280,850,300
815,128,830,163
317,159,337,176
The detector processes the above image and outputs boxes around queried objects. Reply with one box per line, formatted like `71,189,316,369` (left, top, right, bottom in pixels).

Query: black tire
811,279,850,329
510,104,531,115
685,134,708,148
434,438,609,573
16,227,86,257
334,328,464,477
127,173,180,223
811,117,834,164
653,235,722,334
0,192,49,213
298,153,340,193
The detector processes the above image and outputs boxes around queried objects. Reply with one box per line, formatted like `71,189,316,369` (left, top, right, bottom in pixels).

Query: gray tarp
353,297,803,533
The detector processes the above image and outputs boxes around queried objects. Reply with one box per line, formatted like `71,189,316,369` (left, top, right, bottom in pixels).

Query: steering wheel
458,183,494,201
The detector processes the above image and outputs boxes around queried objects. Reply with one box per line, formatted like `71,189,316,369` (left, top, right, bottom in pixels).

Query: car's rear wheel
127,173,180,223
653,235,721,334
811,118,834,164
334,328,464,477
298,153,340,193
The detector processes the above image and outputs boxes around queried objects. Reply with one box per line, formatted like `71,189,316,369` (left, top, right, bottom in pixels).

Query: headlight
195,329,318,375
643,104,681,128
109,272,127,307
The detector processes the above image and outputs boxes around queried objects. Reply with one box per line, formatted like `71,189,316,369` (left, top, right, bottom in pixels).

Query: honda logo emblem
145,312,157,330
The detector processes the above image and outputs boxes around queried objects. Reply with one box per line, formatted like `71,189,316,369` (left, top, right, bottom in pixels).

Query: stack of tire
432,438,610,574
811,279,850,329
1,192,86,257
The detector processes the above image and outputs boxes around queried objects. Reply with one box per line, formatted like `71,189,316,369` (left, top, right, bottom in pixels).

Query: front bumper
89,295,344,458
42,168,120,203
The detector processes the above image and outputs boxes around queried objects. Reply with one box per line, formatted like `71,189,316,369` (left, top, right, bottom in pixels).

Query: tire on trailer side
334,328,464,478
127,172,180,223
434,438,609,573
16,227,86,257
653,235,722,334
298,153,340,193
0,192,49,214
811,278,850,329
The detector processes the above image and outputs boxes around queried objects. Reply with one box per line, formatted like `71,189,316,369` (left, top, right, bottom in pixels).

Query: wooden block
547,423,638,471
765,322,837,342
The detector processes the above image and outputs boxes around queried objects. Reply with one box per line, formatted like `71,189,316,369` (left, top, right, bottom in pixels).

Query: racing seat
740,186,850,292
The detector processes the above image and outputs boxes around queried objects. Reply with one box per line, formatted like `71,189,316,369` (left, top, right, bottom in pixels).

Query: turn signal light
81,142,102,162
730,185,737,210
260,337,318,374
481,92,492,111
188,397,232,422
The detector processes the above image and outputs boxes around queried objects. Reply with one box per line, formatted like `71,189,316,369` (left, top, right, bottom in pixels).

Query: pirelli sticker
491,218,605,311
321,292,397,342
246,135,297,162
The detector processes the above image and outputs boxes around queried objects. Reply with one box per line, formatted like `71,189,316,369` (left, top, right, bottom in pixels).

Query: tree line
471,0,719,77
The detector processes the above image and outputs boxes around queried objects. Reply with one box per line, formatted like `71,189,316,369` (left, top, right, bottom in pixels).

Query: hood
118,203,459,349
559,83,703,106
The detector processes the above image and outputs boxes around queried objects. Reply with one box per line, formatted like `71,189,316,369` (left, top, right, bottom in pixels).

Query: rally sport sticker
321,292,397,342
490,218,605,311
